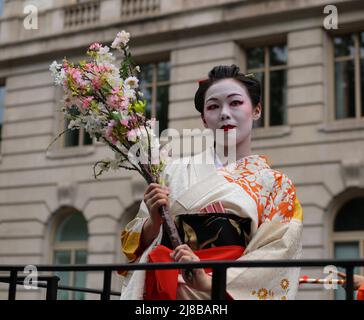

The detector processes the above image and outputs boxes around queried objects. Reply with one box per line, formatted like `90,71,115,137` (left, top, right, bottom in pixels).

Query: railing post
101,270,112,300
211,267,227,300
8,270,17,300
46,276,60,300
345,266,354,300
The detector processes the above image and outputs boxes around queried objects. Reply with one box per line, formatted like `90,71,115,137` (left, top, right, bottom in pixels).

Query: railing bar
8,270,17,300
46,276,59,301
345,266,354,301
101,270,112,300
0,278,121,296
211,267,227,300
1,259,364,272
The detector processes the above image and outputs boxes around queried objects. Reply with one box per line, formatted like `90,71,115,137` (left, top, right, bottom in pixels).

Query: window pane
335,60,356,119
334,35,355,58
269,70,287,126
140,64,153,84
0,85,5,142
253,72,264,128
74,250,87,300
83,130,93,145
156,85,169,133
334,197,364,232
55,212,88,242
64,119,80,147
0,1,3,17
269,45,287,66
54,251,71,300
141,86,152,119
157,61,170,82
247,47,264,70
334,242,360,300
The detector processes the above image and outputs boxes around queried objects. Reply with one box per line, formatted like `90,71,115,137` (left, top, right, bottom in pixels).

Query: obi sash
145,212,250,300
145,244,244,300
160,212,252,250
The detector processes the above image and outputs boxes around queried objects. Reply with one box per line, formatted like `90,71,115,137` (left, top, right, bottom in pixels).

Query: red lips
221,125,236,131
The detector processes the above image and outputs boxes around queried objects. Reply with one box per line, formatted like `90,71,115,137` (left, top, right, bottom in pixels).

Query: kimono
120,146,303,300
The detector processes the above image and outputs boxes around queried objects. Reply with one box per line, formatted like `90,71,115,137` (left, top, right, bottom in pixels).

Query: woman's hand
170,244,212,293
337,271,364,290
144,183,170,227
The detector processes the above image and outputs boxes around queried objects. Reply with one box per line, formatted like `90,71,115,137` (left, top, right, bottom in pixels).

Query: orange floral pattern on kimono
216,155,302,226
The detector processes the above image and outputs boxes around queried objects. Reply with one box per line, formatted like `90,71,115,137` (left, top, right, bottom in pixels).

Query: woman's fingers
337,272,346,279
171,246,198,262
145,186,169,201
144,183,170,221
150,199,168,212
145,183,169,193
146,192,169,205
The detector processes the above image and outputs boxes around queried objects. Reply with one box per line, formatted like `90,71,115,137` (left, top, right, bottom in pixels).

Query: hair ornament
197,77,209,84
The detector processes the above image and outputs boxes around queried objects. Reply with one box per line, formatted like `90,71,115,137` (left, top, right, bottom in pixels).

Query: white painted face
202,78,260,147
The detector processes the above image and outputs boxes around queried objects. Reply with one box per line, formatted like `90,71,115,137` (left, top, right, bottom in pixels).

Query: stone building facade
0,0,364,300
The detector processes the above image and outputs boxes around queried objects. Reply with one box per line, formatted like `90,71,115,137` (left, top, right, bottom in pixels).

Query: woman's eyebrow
206,93,243,103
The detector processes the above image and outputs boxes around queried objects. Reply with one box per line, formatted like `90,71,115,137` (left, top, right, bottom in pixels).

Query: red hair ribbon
197,77,209,84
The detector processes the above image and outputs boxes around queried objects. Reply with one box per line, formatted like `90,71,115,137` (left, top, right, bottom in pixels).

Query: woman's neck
214,135,252,165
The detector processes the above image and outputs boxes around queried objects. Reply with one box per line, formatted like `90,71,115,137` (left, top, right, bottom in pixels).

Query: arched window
52,209,88,300
332,197,364,300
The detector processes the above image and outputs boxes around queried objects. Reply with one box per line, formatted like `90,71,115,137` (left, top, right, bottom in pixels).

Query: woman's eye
207,105,218,110
231,100,242,106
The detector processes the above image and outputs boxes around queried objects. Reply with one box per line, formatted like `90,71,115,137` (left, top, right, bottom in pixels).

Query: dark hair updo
194,64,261,114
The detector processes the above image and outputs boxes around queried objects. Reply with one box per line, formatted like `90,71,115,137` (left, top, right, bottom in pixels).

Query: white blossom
123,84,136,100
49,61,61,74
111,30,130,49
125,76,139,89
68,118,82,129
49,61,66,85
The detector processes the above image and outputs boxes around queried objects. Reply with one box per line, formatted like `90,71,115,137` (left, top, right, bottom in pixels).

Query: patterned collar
215,153,271,175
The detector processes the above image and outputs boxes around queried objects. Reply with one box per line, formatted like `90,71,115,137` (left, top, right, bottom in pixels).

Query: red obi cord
144,245,245,300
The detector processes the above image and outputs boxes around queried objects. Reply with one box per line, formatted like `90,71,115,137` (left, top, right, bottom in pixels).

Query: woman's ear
253,103,262,121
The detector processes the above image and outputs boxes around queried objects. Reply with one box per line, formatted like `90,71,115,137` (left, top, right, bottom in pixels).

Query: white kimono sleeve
225,173,304,300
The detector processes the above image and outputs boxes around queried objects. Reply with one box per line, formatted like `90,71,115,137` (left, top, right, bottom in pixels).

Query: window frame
246,44,288,128
327,30,364,123
329,192,364,300
47,87,96,159
138,60,170,133
59,111,94,149
49,208,88,300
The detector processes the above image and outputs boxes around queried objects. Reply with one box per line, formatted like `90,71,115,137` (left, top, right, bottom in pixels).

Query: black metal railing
0,259,363,300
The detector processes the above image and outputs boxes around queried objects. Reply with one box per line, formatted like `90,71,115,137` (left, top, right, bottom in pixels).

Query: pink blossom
67,67,82,84
106,120,118,144
82,97,93,109
106,94,129,111
127,129,137,142
84,63,94,72
91,76,102,90
111,86,121,95
120,119,129,127
64,95,82,109
89,43,102,51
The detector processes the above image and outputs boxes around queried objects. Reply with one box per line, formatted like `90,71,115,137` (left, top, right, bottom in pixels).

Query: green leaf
112,111,121,121
133,100,146,114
